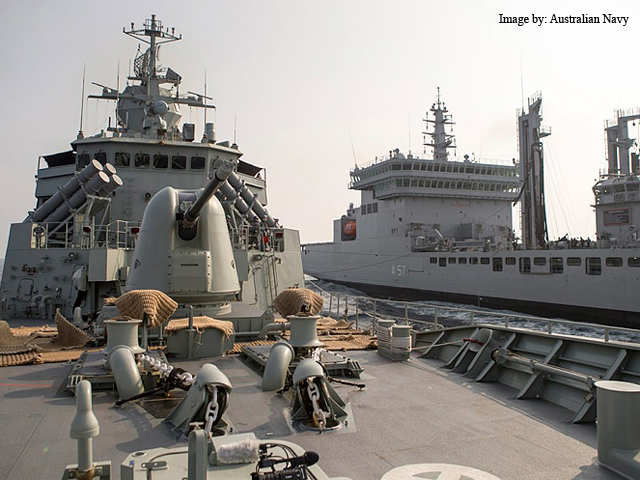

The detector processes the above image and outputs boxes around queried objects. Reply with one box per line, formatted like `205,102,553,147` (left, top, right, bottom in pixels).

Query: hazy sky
0,0,638,254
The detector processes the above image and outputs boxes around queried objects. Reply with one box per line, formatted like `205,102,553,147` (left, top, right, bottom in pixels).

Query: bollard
70,380,99,474
596,380,640,478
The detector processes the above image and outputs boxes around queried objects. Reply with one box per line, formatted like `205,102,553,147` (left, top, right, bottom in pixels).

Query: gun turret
126,158,240,315
184,159,234,224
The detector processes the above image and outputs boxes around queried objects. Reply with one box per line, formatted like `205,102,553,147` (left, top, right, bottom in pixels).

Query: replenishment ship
303,90,640,326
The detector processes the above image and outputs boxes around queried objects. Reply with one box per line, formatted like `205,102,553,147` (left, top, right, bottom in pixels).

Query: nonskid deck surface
0,351,618,480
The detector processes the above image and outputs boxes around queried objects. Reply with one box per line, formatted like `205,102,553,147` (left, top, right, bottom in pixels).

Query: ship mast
517,94,550,249
86,15,215,137
423,87,456,161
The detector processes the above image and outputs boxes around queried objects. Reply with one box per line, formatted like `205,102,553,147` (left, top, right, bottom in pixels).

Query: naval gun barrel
184,160,235,223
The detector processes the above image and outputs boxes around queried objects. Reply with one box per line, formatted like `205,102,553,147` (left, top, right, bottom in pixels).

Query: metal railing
307,279,640,344
33,220,140,250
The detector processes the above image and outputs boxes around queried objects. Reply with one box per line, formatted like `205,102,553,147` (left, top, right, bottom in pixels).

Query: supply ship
302,91,640,327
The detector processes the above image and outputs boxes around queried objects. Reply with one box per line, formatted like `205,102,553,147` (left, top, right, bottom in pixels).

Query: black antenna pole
78,65,86,139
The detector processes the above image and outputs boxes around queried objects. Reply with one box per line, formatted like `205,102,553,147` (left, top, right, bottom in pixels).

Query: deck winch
259,312,354,431
290,358,348,431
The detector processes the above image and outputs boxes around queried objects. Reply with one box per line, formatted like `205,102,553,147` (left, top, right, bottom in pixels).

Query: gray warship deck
0,351,617,480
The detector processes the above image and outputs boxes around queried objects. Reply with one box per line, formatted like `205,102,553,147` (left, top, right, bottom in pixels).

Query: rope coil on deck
272,288,323,317
115,290,178,327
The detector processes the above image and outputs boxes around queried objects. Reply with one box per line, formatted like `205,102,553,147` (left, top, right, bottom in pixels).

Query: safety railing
32,220,140,250
306,279,640,344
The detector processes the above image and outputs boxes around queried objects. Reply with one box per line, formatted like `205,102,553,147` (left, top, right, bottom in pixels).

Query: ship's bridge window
391,163,401,170
439,257,446,267
519,257,531,273
605,257,623,267
567,257,582,266
533,257,547,266
115,152,130,167
94,152,107,165
430,257,438,264
171,155,187,169
614,184,626,193
505,257,516,265
492,258,503,271
153,154,168,169
480,257,490,265
190,156,205,169
402,163,411,170
458,257,467,264
470,257,479,264
628,257,640,267
551,257,563,273
448,257,456,264
77,153,90,169
135,153,150,168
586,257,602,275
627,183,640,192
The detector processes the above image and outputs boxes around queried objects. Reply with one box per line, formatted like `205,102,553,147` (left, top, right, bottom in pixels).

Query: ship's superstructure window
533,257,547,266
77,153,90,168
191,156,205,169
153,154,168,168
430,257,438,264
171,155,186,169
551,257,563,273
439,257,446,267
480,257,490,265
505,257,516,265
115,152,130,167
519,257,531,273
605,257,623,267
448,257,456,264
459,257,467,264
135,153,150,168
586,257,602,275
567,257,582,266
94,152,107,165
629,257,640,267
492,258,503,271
470,257,478,264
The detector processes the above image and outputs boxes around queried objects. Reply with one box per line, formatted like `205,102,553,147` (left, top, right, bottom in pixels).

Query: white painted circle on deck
381,463,502,480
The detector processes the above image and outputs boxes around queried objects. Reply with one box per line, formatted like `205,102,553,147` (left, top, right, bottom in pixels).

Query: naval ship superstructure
0,15,304,331
303,91,640,326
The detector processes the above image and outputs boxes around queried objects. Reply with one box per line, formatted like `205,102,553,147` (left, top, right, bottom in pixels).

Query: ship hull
319,277,639,327
303,245,640,328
